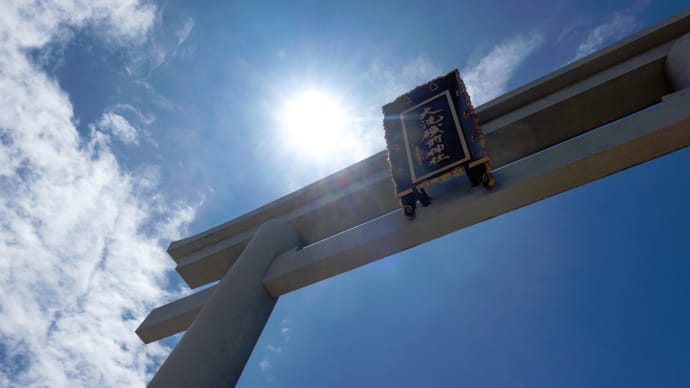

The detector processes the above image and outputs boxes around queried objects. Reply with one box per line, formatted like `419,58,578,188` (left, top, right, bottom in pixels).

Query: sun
277,89,350,159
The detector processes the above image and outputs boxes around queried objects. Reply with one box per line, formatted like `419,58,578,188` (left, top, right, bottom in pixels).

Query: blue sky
1,0,689,386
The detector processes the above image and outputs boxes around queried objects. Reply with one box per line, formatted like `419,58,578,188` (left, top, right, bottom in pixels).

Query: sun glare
278,90,350,159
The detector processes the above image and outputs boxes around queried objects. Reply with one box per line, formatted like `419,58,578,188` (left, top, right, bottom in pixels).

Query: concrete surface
148,220,300,388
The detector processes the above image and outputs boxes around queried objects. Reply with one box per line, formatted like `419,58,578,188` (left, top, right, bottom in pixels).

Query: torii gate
138,10,690,387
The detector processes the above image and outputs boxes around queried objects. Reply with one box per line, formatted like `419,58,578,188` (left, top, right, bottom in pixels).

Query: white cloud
573,2,648,61
365,37,542,109
95,112,141,145
256,321,291,377
463,33,544,105
0,1,194,387
366,55,444,104
176,18,194,46
0,0,154,49
574,12,636,60
125,15,196,80
112,104,156,126
131,80,177,112
266,344,283,353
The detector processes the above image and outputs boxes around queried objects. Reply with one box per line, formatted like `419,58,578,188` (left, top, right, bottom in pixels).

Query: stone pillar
666,33,690,91
149,219,301,388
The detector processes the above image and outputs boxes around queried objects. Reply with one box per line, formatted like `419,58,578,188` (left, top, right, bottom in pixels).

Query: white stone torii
140,9,690,387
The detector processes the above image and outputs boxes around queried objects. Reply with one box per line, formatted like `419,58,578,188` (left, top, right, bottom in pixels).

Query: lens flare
278,90,349,159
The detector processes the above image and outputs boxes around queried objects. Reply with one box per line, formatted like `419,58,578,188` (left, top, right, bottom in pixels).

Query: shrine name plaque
382,69,494,218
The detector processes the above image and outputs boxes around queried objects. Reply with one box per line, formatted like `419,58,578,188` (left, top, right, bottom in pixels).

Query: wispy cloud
112,103,156,125
463,33,544,105
176,18,195,46
257,319,292,377
366,55,444,105
0,1,194,386
259,359,271,372
125,15,196,80
94,112,141,145
573,2,648,61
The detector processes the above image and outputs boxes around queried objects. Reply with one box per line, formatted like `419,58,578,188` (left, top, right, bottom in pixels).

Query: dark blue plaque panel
382,69,488,199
